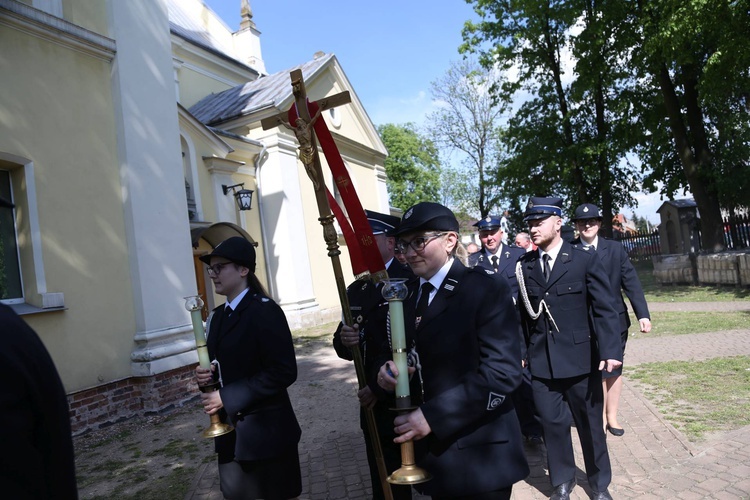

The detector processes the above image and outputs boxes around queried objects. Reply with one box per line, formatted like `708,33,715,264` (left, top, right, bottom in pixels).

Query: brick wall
68,363,201,435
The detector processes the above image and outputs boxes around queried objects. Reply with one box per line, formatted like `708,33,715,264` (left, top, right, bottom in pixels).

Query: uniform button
545,292,549,296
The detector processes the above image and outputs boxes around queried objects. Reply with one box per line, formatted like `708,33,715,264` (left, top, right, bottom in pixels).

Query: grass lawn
627,356,750,441
634,261,750,302
629,310,750,337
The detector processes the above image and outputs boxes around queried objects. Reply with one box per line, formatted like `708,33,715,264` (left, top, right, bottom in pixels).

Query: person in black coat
516,197,622,500
196,236,301,500
571,203,652,437
377,202,529,500
468,216,525,292
0,195,78,499
334,210,415,500
467,216,543,444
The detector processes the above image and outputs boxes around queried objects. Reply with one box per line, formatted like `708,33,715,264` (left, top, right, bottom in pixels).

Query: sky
203,0,666,223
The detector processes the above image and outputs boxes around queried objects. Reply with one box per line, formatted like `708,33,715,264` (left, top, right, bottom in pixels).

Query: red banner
288,101,387,281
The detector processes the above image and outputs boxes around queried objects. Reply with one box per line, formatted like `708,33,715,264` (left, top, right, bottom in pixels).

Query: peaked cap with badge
523,196,563,222
572,203,603,221
391,201,459,236
473,216,502,232
364,209,400,236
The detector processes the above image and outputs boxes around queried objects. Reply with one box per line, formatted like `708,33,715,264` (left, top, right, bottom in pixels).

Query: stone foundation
68,363,200,435
653,254,696,285
696,251,749,285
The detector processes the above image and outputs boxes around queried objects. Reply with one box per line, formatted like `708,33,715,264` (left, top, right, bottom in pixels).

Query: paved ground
186,302,750,500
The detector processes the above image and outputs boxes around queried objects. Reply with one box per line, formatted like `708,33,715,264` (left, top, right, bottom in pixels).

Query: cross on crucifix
261,69,350,213
261,70,395,500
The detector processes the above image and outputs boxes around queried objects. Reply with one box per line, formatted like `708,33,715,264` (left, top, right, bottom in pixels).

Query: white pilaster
108,0,198,376
256,132,317,313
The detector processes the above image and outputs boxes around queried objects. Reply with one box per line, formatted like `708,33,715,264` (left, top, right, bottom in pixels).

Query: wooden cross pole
262,70,394,500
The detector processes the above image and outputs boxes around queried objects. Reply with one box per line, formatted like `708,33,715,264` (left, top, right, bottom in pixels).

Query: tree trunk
656,64,725,252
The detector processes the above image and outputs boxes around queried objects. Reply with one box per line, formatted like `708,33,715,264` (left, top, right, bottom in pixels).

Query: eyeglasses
206,262,232,277
396,233,445,253
575,219,601,227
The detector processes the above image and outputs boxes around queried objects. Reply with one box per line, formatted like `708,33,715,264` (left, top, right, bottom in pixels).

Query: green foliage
461,0,750,244
461,0,644,229
377,123,442,210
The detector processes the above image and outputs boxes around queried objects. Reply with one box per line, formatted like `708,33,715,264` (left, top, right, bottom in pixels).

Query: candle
191,308,212,369
185,295,211,369
389,300,411,398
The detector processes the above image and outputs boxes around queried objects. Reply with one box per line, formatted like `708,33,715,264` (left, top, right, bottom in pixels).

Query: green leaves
377,123,442,210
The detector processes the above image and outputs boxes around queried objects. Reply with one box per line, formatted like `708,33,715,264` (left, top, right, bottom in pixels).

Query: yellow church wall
62,0,110,37
0,27,136,392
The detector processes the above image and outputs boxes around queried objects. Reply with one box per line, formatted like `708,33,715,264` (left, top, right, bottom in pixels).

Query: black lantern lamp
222,183,254,211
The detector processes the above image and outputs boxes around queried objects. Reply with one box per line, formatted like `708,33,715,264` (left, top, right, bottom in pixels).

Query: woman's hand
200,390,223,415
340,323,361,348
393,408,431,443
376,361,415,391
195,365,215,387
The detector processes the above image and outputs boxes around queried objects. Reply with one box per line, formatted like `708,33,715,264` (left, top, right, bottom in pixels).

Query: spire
240,0,256,30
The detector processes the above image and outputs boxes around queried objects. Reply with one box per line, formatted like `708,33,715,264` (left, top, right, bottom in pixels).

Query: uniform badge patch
487,392,505,410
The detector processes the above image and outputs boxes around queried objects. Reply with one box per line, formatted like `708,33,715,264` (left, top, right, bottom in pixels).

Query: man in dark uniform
467,216,543,445
468,216,522,282
333,209,414,500
0,195,78,499
377,202,529,500
571,203,651,436
516,197,622,500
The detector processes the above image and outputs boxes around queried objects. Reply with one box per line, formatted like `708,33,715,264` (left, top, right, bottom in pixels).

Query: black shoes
606,424,625,436
592,489,613,500
550,478,576,500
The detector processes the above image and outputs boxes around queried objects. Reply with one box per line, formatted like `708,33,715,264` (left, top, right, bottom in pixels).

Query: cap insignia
583,206,589,213
404,208,413,219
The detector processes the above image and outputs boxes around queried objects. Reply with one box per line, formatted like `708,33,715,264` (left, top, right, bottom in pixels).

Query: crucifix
262,70,394,500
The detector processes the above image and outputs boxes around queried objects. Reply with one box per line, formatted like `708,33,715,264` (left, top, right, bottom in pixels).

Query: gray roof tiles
189,53,335,126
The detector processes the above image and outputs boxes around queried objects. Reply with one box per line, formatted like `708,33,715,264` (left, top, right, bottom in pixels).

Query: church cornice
0,0,115,61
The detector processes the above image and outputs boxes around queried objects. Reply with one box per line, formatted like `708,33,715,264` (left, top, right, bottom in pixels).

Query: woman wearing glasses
376,202,529,500
195,236,302,500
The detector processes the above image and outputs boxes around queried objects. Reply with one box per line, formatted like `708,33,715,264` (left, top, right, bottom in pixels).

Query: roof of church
188,53,335,126
166,0,258,76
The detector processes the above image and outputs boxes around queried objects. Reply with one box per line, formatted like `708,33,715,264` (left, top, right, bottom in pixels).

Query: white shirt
419,257,453,306
539,239,564,273
581,235,599,250
226,287,250,312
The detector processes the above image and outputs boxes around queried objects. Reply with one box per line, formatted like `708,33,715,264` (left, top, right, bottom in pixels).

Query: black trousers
433,485,512,500
532,373,611,492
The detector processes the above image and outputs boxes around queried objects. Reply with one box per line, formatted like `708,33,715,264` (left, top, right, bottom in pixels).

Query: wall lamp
222,183,254,211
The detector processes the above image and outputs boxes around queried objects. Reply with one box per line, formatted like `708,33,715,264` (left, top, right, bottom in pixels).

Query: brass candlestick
381,279,431,486
185,295,234,439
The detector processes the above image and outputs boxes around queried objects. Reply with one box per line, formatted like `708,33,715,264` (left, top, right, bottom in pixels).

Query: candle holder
185,295,234,439
381,279,431,486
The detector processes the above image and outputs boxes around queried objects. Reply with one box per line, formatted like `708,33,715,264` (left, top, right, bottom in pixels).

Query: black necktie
415,282,434,327
225,306,233,316
491,255,499,272
542,254,551,282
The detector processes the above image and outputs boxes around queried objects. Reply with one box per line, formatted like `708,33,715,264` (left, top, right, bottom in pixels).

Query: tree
461,0,643,235
425,59,507,219
463,0,750,251
633,0,750,251
377,123,441,210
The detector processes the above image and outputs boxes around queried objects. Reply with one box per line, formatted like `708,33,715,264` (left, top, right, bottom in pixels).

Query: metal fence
724,214,750,250
612,230,661,261
609,215,749,259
